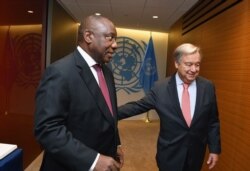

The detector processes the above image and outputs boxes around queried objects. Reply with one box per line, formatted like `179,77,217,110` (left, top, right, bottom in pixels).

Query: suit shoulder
197,76,211,83
45,52,77,75
154,76,172,86
43,52,76,79
197,76,215,88
50,52,74,68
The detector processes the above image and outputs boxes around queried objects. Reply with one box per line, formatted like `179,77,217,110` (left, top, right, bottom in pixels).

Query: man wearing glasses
34,15,123,171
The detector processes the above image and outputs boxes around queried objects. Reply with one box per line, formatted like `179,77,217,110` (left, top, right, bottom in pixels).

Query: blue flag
139,36,158,93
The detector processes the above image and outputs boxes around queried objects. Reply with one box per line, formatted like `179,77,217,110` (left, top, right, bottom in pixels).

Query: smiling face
80,16,117,64
175,52,201,84
173,43,201,84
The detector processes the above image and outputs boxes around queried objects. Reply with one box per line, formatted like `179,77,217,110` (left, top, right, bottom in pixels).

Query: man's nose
190,65,197,71
111,40,118,49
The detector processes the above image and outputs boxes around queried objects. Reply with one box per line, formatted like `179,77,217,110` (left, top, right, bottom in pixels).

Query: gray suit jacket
118,74,221,171
34,49,120,171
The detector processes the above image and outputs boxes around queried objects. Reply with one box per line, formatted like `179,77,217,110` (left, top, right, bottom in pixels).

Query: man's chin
104,56,113,63
187,76,197,82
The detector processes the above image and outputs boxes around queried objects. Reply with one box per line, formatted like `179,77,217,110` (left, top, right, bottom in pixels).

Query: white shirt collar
77,46,97,68
175,72,196,86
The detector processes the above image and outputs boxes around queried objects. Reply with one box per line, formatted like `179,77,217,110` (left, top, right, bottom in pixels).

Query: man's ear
84,31,92,44
174,61,179,69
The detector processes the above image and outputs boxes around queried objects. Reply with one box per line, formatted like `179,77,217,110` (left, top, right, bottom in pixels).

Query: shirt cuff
89,153,100,171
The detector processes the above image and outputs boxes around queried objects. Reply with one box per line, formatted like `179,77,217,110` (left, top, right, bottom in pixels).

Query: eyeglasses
104,34,117,43
85,30,117,43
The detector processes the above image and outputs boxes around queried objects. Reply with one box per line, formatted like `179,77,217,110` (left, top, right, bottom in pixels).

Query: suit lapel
168,75,188,127
191,77,204,124
74,50,115,126
169,75,207,127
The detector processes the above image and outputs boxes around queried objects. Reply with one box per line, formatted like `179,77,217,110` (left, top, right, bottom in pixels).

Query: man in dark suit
34,15,123,171
118,43,221,171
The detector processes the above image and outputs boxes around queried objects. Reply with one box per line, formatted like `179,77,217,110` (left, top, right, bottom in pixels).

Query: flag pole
140,31,157,123
145,111,151,123
145,32,152,123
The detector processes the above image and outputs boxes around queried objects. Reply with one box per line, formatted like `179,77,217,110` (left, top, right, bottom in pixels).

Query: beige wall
117,28,168,120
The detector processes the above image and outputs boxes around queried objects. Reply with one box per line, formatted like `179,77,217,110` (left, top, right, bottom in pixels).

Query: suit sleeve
118,85,158,120
34,66,97,171
207,83,221,154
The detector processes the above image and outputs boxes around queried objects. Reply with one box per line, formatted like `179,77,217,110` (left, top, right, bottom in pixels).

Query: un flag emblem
109,37,146,94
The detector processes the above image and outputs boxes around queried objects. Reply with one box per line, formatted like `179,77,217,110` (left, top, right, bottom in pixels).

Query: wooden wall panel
182,0,242,34
167,0,250,170
50,0,78,63
0,1,47,167
166,21,183,76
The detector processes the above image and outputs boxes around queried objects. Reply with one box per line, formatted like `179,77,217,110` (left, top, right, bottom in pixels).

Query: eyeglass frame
85,29,117,43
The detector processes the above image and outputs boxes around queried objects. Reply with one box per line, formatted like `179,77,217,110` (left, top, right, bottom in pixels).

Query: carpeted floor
25,120,160,171
118,120,159,171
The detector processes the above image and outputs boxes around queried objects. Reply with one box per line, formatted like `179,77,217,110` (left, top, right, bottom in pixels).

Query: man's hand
94,154,121,171
206,153,219,170
116,146,124,167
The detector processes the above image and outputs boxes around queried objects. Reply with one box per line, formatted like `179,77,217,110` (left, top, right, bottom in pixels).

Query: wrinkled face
175,52,201,84
87,19,117,64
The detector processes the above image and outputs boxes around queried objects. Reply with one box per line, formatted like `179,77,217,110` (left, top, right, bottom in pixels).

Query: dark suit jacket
118,74,221,171
34,49,120,171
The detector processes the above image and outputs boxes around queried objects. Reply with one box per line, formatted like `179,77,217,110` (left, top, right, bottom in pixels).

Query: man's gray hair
173,43,201,63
